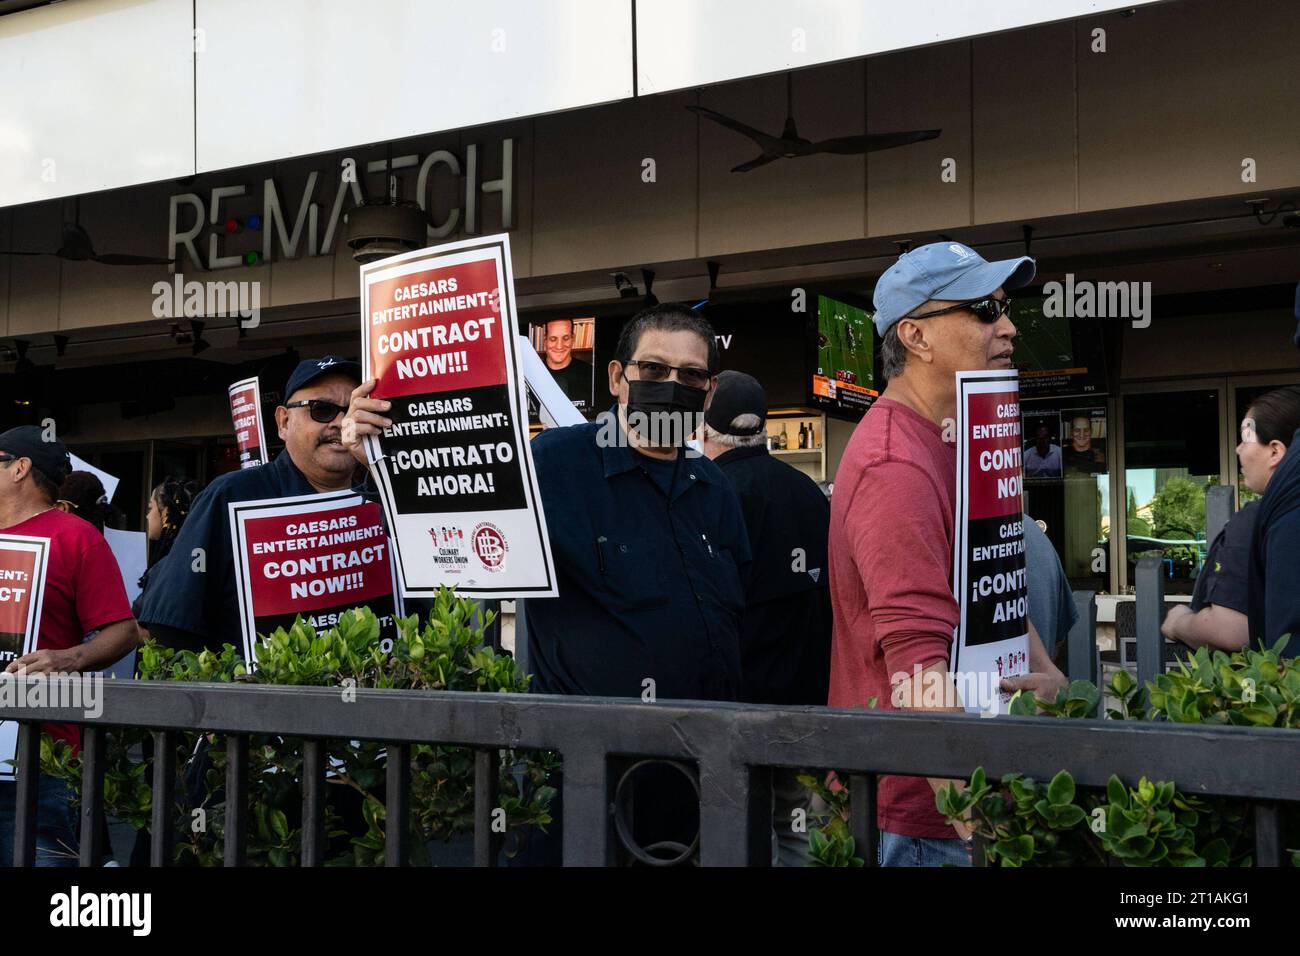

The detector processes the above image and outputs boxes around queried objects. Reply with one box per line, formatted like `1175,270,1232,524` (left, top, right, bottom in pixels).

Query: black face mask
623,379,707,446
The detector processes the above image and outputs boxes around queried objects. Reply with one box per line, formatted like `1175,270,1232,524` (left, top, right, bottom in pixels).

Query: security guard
137,356,362,651
698,371,831,867
698,371,831,706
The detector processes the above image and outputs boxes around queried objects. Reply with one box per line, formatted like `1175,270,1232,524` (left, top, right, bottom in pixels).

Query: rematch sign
228,377,268,469
0,534,49,780
950,370,1031,715
360,234,556,598
230,492,403,664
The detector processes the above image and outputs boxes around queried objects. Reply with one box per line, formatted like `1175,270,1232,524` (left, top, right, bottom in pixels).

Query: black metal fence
5,677,1297,867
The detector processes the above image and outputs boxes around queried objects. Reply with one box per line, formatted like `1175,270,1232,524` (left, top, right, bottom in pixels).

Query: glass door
1119,385,1224,593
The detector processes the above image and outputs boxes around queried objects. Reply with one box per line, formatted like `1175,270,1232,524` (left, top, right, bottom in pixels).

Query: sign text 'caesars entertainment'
360,234,556,598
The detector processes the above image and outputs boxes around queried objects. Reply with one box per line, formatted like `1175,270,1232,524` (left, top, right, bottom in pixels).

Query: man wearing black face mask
527,303,750,701
511,303,751,864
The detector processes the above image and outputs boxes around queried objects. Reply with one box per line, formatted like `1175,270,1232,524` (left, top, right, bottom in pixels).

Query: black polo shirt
714,444,832,705
1190,501,1257,616
526,414,751,701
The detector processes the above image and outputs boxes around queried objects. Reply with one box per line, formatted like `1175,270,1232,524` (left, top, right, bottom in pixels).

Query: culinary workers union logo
471,522,508,571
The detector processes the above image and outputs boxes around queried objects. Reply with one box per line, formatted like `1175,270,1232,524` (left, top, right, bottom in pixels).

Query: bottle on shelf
809,422,817,448
779,424,789,450
798,422,808,449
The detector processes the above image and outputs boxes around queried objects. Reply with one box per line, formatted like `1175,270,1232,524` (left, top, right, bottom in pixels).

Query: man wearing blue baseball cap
827,242,1067,867
137,355,362,652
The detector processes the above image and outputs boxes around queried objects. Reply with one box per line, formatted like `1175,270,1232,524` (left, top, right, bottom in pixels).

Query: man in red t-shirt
828,243,1067,867
0,426,137,866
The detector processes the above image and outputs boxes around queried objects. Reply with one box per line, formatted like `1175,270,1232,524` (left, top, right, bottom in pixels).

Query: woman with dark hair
1246,386,1300,651
133,477,203,619
1163,386,1300,652
128,476,202,867
55,471,120,533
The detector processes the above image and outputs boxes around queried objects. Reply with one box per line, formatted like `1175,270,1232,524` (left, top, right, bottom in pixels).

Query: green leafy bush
934,639,1297,866
43,590,555,866
812,640,1297,866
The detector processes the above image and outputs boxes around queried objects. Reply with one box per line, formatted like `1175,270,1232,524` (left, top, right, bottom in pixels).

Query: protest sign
0,534,49,779
68,454,119,504
102,528,146,681
230,492,403,664
228,376,269,468
360,233,557,598
950,370,1030,715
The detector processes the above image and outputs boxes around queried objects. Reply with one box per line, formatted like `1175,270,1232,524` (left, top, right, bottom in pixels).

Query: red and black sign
228,377,268,469
230,493,401,662
359,235,556,598
951,371,1031,713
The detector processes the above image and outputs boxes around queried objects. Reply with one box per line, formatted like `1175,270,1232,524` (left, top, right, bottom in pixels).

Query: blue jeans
0,775,79,867
878,830,970,867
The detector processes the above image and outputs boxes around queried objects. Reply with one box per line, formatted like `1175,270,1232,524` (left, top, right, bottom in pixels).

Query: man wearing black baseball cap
0,425,138,865
827,242,1067,867
699,371,832,865
137,356,362,652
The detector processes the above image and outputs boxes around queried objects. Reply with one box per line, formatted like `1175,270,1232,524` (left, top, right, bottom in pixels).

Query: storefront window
1122,389,1220,593
1022,400,1110,591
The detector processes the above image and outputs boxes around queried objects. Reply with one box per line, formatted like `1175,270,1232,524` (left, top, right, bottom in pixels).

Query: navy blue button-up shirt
527,414,751,701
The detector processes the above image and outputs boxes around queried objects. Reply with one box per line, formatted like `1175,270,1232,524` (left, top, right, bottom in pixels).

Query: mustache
315,429,343,446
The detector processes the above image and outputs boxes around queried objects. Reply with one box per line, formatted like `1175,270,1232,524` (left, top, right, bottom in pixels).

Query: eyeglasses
624,360,712,390
0,454,15,466
284,399,348,423
908,297,1013,325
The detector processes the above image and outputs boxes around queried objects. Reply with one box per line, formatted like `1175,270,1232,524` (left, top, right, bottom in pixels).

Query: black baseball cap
0,425,72,486
283,355,362,403
705,370,767,436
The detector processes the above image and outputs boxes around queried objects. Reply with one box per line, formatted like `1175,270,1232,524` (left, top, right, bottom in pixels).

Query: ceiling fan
0,200,175,266
689,74,941,173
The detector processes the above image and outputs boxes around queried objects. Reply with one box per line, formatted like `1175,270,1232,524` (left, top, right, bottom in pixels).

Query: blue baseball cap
872,241,1036,337
284,355,362,402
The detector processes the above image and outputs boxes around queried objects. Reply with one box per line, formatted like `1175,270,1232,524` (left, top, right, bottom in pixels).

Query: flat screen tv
811,294,877,419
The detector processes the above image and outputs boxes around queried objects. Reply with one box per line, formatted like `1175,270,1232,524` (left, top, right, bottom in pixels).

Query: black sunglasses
284,399,348,424
624,360,712,390
908,297,1012,325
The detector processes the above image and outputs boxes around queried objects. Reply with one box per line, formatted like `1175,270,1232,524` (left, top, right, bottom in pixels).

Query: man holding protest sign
344,301,751,864
828,242,1067,867
137,356,372,652
0,426,138,866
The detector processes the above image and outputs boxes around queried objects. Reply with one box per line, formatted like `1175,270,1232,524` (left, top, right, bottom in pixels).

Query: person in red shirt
828,242,1067,867
0,426,137,866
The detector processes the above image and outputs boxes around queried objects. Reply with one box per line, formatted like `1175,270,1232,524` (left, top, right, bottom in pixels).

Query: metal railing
5,677,1297,867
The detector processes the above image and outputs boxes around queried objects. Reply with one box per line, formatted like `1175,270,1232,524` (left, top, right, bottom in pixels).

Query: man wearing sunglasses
137,356,362,653
827,242,1068,867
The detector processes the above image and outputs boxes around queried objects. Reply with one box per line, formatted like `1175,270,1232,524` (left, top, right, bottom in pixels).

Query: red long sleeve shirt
828,398,960,838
